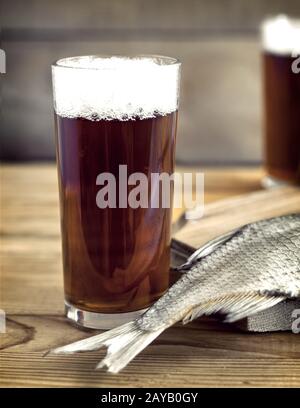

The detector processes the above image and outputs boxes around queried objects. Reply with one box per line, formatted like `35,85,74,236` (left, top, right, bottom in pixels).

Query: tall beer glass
262,16,300,186
52,55,181,328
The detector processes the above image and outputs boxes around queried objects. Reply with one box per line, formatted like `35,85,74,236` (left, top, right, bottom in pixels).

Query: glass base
65,301,147,330
261,175,291,189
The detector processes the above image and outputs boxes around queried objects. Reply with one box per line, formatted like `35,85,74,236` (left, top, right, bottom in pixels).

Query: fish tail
96,323,165,373
50,321,164,373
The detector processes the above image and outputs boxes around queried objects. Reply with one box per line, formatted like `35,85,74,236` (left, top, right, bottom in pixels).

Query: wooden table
1,164,300,387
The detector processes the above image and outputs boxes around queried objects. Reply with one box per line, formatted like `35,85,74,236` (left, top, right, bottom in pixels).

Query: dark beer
55,112,177,313
262,17,300,184
52,55,180,326
263,53,300,183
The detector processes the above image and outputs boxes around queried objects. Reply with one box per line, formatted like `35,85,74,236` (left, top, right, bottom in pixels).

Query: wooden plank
3,315,300,358
1,164,300,387
1,353,299,388
175,185,300,248
1,316,300,388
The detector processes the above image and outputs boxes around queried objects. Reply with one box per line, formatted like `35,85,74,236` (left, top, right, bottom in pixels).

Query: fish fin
96,325,165,373
177,227,241,270
49,321,164,373
50,322,136,354
182,292,286,324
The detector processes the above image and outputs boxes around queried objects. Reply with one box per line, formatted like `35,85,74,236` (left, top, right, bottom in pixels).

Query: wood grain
175,185,300,248
1,164,300,388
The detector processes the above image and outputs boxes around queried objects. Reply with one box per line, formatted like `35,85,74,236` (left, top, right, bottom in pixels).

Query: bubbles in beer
52,56,180,121
262,15,300,55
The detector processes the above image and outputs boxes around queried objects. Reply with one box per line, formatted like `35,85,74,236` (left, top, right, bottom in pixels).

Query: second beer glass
262,16,300,186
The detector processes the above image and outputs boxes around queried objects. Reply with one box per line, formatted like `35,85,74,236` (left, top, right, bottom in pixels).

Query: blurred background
1,0,299,164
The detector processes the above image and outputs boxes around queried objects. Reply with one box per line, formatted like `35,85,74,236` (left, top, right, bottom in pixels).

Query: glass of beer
262,16,300,187
52,55,181,329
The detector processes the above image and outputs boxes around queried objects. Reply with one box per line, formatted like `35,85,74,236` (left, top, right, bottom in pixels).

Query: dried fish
50,214,300,372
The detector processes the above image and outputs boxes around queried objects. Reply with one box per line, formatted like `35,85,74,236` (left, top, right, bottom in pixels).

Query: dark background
1,0,299,163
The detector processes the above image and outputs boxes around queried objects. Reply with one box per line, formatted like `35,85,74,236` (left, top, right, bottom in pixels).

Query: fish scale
50,214,300,373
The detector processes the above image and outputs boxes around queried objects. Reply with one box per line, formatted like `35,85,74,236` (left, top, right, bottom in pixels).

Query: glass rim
52,54,181,70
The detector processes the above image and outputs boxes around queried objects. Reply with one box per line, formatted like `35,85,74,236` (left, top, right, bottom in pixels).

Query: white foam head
262,15,300,55
52,55,181,121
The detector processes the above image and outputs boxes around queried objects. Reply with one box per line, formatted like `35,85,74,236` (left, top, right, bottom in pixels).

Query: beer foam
262,15,300,55
52,56,180,120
